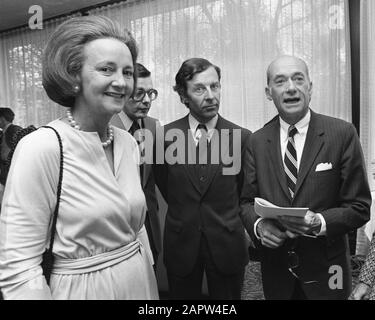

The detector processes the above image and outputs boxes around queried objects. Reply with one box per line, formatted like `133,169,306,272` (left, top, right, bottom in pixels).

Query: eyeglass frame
287,250,318,285
132,88,158,102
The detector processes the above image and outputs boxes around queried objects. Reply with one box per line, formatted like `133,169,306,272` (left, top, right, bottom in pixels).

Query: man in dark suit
111,63,162,267
0,108,22,187
154,58,251,299
243,55,371,299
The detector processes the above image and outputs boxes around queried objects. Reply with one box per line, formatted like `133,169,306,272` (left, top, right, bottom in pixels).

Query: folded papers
254,197,308,219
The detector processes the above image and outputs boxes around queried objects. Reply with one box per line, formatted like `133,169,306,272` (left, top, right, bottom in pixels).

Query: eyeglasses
287,250,318,285
132,89,158,102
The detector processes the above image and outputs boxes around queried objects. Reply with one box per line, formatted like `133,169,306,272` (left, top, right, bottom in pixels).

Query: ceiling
0,0,111,32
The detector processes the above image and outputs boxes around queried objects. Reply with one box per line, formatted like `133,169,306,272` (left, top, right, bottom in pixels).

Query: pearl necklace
66,108,114,148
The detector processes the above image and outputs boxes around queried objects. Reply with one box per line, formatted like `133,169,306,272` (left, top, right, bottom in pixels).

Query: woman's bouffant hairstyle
42,15,138,108
173,58,221,106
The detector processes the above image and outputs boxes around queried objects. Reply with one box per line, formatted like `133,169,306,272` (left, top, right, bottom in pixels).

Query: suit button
200,176,206,182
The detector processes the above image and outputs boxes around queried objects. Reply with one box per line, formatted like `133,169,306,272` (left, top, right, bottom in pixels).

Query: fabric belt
52,240,142,275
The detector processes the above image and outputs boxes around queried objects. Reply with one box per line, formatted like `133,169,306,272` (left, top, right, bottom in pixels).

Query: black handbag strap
41,126,64,255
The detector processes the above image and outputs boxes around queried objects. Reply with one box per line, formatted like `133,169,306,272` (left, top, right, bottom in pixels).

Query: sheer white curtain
0,0,351,131
361,0,375,193
0,15,79,127
359,0,375,243
90,0,351,130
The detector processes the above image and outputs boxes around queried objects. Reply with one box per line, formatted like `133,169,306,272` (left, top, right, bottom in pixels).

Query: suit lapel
293,111,324,199
141,118,151,188
266,119,291,200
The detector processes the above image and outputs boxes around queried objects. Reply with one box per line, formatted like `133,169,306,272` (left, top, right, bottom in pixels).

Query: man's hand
277,210,321,236
349,282,371,300
257,219,296,249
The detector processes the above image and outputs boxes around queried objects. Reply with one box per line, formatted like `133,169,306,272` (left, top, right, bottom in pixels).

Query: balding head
266,55,310,85
265,55,312,125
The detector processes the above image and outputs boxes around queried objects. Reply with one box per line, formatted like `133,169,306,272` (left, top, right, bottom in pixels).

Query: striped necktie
284,125,298,198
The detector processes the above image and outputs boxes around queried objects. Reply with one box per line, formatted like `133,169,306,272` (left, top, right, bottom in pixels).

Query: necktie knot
197,123,208,132
288,125,298,138
196,124,208,141
129,121,141,136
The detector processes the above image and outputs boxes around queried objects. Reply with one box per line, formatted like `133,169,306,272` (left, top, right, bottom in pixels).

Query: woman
351,234,375,300
0,15,158,300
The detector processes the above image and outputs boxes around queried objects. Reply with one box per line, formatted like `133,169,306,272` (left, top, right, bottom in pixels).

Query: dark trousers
167,235,244,300
290,280,307,300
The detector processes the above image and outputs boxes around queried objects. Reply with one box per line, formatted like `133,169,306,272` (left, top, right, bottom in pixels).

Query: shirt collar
279,109,311,139
188,113,218,133
118,111,141,131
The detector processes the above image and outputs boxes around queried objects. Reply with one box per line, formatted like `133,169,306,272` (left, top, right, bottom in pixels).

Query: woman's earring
73,85,80,93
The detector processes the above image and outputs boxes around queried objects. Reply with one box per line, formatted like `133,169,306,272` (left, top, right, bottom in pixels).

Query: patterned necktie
129,121,140,137
196,124,208,164
196,124,208,143
284,125,298,198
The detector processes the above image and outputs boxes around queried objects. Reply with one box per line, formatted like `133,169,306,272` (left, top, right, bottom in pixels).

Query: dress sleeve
0,128,60,299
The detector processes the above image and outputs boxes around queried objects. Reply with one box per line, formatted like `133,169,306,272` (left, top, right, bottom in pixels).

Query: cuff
254,218,263,240
315,213,326,236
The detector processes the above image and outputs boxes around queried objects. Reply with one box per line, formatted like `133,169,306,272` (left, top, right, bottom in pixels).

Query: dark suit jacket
154,114,252,277
111,114,162,258
242,110,371,300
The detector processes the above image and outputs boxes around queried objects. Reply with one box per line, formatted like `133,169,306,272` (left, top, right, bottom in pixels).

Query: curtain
0,0,351,130
359,0,375,245
0,15,80,127
361,0,375,193
90,0,351,130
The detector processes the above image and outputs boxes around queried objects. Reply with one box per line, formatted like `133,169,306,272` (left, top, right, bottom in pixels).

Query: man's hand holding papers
278,211,322,237
254,198,322,248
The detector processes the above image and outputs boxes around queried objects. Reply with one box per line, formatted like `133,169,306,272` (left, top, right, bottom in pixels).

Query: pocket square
315,162,333,172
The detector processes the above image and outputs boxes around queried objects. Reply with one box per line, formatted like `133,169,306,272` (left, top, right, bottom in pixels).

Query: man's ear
180,94,189,106
306,81,313,104
265,86,273,101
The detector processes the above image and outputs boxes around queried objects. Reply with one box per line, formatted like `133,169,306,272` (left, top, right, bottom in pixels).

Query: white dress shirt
188,113,218,145
118,111,142,131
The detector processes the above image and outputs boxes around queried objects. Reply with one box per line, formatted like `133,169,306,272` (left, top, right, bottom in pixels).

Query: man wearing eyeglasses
111,63,162,269
244,55,371,299
154,58,252,299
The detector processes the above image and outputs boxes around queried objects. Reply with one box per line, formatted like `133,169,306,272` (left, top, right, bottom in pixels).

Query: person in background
154,58,252,299
351,233,375,300
111,63,162,269
0,15,158,300
243,55,371,299
0,108,22,186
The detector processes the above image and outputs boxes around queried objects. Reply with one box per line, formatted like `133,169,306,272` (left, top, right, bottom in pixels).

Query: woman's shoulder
16,120,64,157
